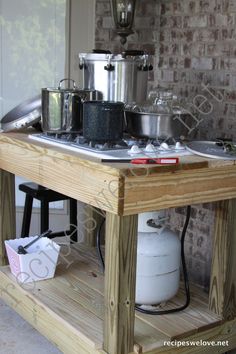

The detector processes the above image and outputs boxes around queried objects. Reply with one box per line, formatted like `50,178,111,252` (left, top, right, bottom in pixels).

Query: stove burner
45,132,78,142
41,133,129,151
73,139,128,151
29,133,190,160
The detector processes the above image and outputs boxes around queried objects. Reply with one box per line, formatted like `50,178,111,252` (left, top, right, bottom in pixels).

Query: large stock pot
41,79,98,133
78,50,153,104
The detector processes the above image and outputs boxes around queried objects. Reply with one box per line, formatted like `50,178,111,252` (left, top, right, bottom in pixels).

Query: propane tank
136,211,181,305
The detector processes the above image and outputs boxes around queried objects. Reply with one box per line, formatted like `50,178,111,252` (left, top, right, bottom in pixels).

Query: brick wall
158,0,236,289
95,0,157,55
94,0,236,290
158,0,236,140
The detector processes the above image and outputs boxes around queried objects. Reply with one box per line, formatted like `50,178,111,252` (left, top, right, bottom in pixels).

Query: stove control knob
175,142,184,150
128,144,142,154
145,143,156,153
160,142,169,150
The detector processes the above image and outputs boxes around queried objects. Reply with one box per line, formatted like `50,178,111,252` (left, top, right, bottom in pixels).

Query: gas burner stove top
29,133,192,160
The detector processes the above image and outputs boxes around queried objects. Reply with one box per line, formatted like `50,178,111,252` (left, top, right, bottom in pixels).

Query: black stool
19,182,77,242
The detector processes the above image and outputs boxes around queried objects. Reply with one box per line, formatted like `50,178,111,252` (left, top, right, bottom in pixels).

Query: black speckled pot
83,101,124,142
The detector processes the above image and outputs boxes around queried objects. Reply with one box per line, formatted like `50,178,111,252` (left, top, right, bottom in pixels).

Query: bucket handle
58,78,77,90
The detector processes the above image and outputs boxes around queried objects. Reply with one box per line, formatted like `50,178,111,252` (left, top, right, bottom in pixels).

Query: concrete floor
0,298,61,354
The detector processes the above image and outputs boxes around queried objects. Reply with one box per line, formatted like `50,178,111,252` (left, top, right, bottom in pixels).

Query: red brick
220,58,236,70
222,28,235,39
160,15,182,28
199,0,218,13
183,15,208,28
184,58,191,68
218,0,229,12
181,43,206,56
206,43,230,57
225,90,236,101
193,29,220,41
229,0,236,12
170,29,194,42
96,2,111,16
136,1,158,16
182,0,200,14
95,0,236,290
208,13,229,27
191,57,214,70
160,30,171,42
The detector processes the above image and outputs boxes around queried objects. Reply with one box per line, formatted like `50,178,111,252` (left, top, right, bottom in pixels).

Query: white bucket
5,236,61,283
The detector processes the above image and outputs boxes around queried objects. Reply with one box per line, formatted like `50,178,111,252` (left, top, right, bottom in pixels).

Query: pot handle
58,78,77,90
138,55,153,71
122,50,145,58
93,49,112,54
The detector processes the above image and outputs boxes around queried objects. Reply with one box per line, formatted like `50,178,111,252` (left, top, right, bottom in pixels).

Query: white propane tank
136,212,181,305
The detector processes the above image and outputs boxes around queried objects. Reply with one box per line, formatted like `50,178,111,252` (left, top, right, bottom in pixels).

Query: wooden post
209,199,236,320
0,170,16,265
77,202,105,246
104,213,138,354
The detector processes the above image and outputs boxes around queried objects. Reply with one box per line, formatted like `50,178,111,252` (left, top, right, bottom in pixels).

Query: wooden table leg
77,202,104,246
0,170,16,265
209,199,236,320
104,213,138,354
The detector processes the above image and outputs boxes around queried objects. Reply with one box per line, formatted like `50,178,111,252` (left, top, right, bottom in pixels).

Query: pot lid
186,141,236,160
0,95,41,132
79,49,149,61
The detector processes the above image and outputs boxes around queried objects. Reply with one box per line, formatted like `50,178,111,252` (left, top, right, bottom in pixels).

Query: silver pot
125,110,193,139
41,79,99,133
78,50,153,104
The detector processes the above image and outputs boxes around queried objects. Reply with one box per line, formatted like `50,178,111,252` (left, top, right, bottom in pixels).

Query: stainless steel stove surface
29,133,192,160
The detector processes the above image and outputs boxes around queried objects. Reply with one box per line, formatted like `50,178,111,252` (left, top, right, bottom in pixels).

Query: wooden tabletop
1,131,236,215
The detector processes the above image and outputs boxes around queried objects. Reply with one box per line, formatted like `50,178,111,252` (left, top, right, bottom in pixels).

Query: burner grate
29,133,191,160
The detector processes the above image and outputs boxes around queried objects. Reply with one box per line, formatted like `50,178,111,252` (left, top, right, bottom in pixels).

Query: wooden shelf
0,244,224,354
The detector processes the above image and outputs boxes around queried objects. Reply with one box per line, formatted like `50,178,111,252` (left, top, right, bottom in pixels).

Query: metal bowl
1,95,41,132
125,110,193,139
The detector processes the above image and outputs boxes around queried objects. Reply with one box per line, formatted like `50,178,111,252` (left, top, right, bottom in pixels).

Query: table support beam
104,213,138,354
209,199,236,320
0,170,16,265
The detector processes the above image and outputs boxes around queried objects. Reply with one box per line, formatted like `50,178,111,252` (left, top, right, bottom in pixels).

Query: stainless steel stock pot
78,50,153,104
41,79,98,133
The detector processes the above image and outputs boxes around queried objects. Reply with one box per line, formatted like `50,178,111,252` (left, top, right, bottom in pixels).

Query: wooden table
0,132,236,354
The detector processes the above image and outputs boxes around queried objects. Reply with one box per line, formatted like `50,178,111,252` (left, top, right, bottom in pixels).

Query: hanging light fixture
110,0,137,44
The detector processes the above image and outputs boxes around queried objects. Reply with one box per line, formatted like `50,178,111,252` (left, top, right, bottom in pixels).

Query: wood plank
57,248,169,352
0,243,225,354
166,285,222,333
104,213,138,354
0,170,15,265
0,133,124,214
123,165,236,215
209,199,236,320
0,267,106,354
3,133,236,216
57,244,221,349
53,265,168,353
136,309,199,340
81,204,105,247
56,244,169,352
141,318,236,354
65,246,221,344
